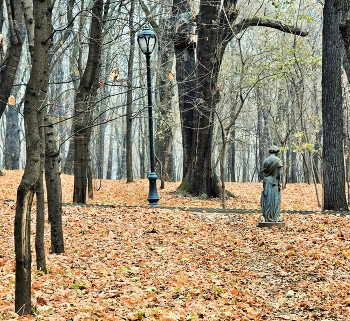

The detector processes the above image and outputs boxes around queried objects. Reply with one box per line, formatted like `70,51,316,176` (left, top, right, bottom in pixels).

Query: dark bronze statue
260,145,283,222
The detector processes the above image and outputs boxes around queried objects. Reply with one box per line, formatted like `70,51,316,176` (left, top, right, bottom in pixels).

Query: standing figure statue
260,145,283,222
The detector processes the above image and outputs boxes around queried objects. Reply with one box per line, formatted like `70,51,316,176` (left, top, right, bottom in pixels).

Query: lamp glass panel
148,36,156,53
138,36,148,53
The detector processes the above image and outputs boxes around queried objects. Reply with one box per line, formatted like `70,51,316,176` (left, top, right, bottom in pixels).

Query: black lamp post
137,26,160,206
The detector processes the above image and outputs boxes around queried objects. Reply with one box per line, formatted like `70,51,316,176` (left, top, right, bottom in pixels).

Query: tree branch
234,17,308,37
138,0,159,29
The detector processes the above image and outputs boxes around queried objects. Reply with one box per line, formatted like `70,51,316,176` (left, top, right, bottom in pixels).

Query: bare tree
15,0,52,314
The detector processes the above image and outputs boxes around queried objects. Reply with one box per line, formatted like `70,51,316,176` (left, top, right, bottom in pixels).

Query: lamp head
137,25,157,55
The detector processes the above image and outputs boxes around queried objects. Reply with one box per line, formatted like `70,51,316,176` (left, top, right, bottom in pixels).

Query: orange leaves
8,96,16,105
174,272,189,286
342,249,350,258
1,171,350,319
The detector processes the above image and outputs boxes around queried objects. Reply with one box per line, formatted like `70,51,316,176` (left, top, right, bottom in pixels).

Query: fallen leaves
0,171,350,320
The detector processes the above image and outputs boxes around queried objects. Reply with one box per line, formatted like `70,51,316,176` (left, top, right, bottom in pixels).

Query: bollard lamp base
147,172,160,206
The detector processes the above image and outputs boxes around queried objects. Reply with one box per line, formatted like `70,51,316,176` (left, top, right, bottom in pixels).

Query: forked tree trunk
15,0,51,314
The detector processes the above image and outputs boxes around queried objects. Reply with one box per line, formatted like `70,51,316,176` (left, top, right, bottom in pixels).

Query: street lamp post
137,26,160,206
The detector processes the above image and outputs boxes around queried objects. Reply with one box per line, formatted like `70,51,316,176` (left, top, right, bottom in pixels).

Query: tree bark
322,0,348,210
126,0,135,183
35,110,46,272
45,116,64,254
174,0,308,197
179,0,238,197
340,0,350,62
73,0,104,203
157,19,176,187
4,104,20,169
15,0,52,312
0,0,24,119
172,7,197,187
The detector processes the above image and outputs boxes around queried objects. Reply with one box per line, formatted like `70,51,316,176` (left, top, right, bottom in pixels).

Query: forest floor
1,170,350,320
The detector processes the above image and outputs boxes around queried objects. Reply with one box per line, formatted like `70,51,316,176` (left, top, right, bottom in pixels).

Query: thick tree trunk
172,3,197,183
322,0,348,210
44,116,64,254
176,0,238,197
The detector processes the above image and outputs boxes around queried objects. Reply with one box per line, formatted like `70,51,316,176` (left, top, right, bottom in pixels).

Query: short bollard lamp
137,26,160,206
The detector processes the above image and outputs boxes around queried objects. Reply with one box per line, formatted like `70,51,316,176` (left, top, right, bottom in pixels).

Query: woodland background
1,0,324,186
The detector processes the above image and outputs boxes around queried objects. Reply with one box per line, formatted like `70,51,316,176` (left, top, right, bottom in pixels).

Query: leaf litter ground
1,171,350,320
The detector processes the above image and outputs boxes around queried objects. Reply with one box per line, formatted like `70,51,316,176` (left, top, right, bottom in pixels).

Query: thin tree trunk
87,156,93,199
44,116,64,254
35,110,46,272
0,0,24,119
4,104,20,169
126,0,135,183
106,128,113,179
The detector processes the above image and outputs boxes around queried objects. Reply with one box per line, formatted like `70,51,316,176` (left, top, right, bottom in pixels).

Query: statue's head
269,145,280,154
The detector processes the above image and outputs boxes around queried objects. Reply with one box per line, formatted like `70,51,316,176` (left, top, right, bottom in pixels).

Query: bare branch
234,17,308,37
138,0,159,29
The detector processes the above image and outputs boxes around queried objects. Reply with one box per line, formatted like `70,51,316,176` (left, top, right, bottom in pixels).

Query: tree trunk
15,0,51,313
176,0,239,197
4,104,20,169
322,0,348,210
35,110,46,272
126,0,135,183
44,116,64,254
0,0,24,119
229,129,236,182
139,118,146,179
87,155,93,199
340,0,350,62
156,6,176,188
106,128,113,179
172,3,197,185
73,0,104,203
